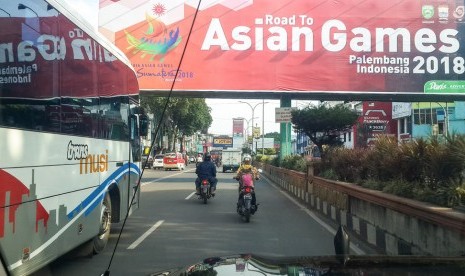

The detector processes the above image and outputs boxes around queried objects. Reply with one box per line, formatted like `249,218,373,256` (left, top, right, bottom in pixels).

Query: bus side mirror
139,115,148,137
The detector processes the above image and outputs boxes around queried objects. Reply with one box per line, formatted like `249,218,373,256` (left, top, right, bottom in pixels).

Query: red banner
99,0,465,95
233,118,244,137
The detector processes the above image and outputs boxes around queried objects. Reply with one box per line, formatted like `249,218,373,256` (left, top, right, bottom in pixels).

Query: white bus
0,0,147,275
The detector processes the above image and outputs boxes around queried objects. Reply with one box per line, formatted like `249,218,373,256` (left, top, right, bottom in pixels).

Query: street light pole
435,102,449,136
0,8,11,17
239,101,268,154
262,99,265,155
18,4,39,17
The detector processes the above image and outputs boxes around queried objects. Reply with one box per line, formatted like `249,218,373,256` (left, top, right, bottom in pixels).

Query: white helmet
242,154,252,163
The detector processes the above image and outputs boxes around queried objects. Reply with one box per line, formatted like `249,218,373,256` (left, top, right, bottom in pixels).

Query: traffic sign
275,107,296,123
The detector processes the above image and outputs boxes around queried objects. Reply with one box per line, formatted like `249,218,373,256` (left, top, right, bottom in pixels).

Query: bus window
139,114,149,137
130,114,141,162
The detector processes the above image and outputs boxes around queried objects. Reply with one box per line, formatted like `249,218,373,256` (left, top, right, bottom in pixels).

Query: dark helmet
204,153,211,161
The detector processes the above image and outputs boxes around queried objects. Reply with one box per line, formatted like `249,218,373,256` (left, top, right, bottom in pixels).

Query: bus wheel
93,193,112,254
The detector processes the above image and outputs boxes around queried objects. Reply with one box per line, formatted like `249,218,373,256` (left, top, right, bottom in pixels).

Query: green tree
175,98,213,151
291,103,359,156
264,148,276,155
264,131,280,143
141,96,212,151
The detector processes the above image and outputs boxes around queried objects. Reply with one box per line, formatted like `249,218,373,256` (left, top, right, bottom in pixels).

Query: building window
438,122,445,134
413,106,454,125
413,108,436,125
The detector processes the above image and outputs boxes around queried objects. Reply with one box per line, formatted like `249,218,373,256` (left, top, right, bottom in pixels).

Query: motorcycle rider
195,152,218,196
235,154,259,212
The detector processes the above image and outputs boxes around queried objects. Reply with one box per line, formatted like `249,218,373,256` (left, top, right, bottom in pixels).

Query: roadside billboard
253,138,275,149
357,102,398,147
392,102,413,119
99,0,465,97
233,136,244,149
232,118,244,137
212,136,233,148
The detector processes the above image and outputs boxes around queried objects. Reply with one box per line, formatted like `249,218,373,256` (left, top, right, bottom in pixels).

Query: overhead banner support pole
280,96,292,161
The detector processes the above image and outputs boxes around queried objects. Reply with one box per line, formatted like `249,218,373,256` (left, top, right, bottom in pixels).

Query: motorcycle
235,173,258,222
198,178,214,204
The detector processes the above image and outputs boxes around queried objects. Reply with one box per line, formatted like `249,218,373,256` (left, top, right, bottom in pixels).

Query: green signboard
424,81,465,94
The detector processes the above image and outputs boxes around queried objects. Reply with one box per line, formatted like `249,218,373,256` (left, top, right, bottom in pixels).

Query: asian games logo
124,3,181,62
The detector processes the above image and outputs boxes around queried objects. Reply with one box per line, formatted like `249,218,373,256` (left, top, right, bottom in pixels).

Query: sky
65,0,316,135
67,0,99,27
205,99,282,135
205,99,321,135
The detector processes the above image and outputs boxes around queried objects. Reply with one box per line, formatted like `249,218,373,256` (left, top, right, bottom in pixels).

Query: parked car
163,152,186,171
141,154,153,169
152,154,164,169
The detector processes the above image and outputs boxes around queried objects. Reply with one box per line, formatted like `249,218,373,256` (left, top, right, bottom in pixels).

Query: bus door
128,113,148,212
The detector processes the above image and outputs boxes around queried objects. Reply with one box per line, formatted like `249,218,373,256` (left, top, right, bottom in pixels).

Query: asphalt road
34,164,338,276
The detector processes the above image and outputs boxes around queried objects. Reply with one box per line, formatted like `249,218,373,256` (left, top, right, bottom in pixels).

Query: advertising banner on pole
252,126,260,138
232,118,244,137
99,0,465,96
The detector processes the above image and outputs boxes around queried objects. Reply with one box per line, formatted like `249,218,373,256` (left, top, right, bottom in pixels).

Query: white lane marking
265,177,365,255
127,220,165,250
185,192,196,200
141,169,195,187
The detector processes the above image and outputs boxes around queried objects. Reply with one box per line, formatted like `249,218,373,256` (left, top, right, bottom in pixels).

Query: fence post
306,162,316,194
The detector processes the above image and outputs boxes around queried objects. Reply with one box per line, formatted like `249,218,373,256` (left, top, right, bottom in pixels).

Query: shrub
358,178,386,191
270,156,281,167
264,134,465,207
446,134,465,184
397,138,429,183
364,136,401,182
325,147,368,183
382,179,415,199
255,155,275,164
455,184,465,206
319,168,338,181
281,155,307,172
430,179,465,207
313,134,465,207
